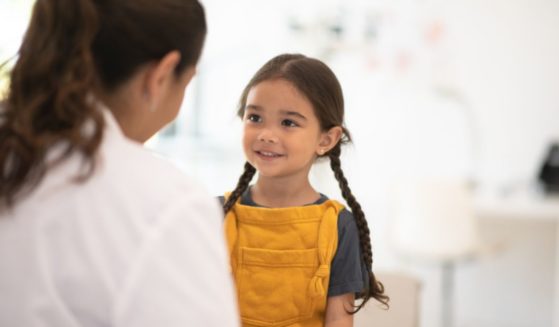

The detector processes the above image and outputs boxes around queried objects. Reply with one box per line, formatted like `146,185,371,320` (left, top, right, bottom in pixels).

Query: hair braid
223,162,256,214
328,144,389,311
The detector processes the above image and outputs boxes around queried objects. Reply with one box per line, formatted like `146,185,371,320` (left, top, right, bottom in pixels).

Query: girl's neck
251,176,320,208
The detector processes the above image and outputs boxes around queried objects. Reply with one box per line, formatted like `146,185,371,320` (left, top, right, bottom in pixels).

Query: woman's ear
316,126,343,155
142,50,181,110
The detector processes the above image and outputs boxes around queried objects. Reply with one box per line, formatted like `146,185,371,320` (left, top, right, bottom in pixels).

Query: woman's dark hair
0,0,207,208
223,53,389,311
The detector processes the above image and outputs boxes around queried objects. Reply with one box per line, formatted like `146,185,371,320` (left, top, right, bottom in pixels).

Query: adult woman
0,0,239,326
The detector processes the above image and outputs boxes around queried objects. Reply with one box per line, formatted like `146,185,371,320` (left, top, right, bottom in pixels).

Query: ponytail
328,143,390,311
223,162,256,214
0,0,103,208
1,0,208,210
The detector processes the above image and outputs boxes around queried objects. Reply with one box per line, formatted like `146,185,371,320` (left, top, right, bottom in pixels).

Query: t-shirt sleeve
112,192,239,327
328,209,368,297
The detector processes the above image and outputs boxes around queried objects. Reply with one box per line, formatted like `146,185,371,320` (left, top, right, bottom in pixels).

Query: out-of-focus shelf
474,186,559,221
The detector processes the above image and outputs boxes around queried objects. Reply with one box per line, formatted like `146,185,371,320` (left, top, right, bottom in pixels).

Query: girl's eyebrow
245,105,307,121
280,110,307,121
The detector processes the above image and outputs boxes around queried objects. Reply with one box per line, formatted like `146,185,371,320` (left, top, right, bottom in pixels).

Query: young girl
222,54,389,327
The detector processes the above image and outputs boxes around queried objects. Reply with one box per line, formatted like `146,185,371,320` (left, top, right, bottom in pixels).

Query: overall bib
224,197,345,327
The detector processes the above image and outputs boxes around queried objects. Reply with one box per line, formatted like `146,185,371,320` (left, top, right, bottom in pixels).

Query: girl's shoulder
317,195,356,230
337,206,356,231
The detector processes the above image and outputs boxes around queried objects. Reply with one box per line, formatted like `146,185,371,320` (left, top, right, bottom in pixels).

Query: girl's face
242,79,325,180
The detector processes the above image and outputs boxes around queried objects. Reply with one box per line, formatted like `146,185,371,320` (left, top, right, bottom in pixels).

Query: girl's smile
254,149,285,160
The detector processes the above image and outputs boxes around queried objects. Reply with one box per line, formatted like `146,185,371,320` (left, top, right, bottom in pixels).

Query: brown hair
0,0,206,209
223,53,389,311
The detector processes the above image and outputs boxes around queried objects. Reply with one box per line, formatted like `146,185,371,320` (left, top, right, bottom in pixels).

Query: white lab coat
0,108,239,327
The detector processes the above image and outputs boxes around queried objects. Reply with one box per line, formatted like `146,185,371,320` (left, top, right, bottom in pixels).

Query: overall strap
308,200,345,297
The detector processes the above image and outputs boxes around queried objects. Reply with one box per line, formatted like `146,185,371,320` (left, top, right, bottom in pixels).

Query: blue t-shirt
219,188,368,297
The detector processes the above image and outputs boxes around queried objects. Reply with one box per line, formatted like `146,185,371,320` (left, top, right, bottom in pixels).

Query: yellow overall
224,197,345,327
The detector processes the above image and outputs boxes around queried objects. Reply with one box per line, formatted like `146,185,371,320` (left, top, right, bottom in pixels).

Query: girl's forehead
249,79,300,97
246,79,314,113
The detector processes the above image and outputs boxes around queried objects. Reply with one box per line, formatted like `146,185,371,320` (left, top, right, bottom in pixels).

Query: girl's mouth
255,150,283,160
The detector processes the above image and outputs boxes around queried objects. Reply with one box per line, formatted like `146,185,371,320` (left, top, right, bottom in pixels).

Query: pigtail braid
223,162,256,214
328,144,389,311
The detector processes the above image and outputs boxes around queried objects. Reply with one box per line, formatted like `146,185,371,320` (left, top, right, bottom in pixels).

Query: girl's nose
257,129,279,143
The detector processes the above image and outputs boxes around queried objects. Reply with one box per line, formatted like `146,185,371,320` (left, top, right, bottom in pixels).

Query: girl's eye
281,119,298,128
246,114,261,123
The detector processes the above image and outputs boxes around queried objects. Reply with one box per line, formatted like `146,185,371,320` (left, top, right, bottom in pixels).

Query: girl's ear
142,50,181,110
317,126,343,155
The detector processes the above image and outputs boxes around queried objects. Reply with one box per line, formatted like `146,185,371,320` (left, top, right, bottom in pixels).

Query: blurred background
2,0,559,326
